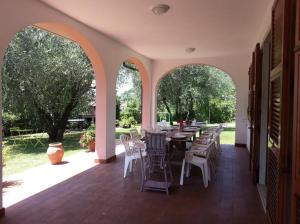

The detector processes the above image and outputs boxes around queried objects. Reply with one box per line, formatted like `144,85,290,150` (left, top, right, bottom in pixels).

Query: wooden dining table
164,127,200,163
141,127,201,165
142,126,201,149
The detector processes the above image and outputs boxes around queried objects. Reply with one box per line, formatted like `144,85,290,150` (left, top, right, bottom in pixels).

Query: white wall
151,54,251,145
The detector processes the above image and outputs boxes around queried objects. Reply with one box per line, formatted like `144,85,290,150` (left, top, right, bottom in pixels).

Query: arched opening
126,57,151,129
34,23,107,161
1,22,106,207
155,64,236,145
114,60,143,155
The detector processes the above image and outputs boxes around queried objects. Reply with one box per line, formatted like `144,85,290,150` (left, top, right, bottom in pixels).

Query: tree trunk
48,127,65,142
175,98,181,121
162,97,173,125
188,95,194,119
46,99,78,142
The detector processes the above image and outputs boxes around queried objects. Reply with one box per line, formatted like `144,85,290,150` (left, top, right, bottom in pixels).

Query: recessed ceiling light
186,48,196,53
152,4,170,15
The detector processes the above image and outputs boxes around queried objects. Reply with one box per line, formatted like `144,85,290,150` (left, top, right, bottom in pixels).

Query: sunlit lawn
220,123,236,145
115,125,141,140
3,131,85,177
115,123,236,145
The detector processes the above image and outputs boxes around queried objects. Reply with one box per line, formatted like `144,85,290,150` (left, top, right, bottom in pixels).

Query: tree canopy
116,63,142,126
157,65,236,124
2,26,95,142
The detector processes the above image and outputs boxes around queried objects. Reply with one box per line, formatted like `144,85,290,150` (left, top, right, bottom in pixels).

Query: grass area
3,131,85,177
115,125,141,140
220,127,235,145
115,123,236,145
206,122,235,145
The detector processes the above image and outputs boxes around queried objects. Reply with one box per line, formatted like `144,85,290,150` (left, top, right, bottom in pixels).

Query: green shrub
79,124,95,147
120,116,136,128
3,112,20,135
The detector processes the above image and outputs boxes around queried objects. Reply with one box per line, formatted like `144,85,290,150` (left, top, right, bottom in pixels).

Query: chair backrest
129,129,140,141
145,131,167,156
120,134,133,156
140,128,146,138
154,125,162,132
197,133,213,144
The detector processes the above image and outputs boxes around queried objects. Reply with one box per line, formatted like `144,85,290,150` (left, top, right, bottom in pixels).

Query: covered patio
1,145,265,224
3,0,298,223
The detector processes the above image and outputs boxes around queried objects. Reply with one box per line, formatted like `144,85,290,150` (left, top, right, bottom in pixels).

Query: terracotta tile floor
1,145,266,224
3,151,98,207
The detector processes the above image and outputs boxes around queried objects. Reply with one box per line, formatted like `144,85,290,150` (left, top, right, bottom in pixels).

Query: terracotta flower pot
88,141,95,152
47,142,64,164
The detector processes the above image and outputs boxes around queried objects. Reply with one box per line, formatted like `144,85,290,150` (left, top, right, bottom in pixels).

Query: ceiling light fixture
152,4,170,15
186,48,196,53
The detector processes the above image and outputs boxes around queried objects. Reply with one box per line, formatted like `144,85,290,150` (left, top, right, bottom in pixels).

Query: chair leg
167,157,173,182
163,165,169,195
201,164,208,188
129,160,133,172
180,159,186,185
205,162,211,181
140,157,145,192
186,163,191,178
124,157,130,178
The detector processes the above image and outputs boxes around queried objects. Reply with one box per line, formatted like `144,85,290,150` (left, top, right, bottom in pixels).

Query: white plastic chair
129,128,146,152
140,128,146,138
203,126,223,153
180,140,215,188
120,134,145,178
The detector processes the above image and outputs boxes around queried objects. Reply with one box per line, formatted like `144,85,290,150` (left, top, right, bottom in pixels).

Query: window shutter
267,0,294,223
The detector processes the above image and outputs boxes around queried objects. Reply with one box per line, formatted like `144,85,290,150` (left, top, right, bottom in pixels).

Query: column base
94,155,117,164
235,143,247,148
0,208,5,217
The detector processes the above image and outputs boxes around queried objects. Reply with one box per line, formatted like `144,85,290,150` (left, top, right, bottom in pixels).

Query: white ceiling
41,0,271,60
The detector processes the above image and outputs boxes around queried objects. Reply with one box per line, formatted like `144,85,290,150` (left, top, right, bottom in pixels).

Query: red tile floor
1,145,266,224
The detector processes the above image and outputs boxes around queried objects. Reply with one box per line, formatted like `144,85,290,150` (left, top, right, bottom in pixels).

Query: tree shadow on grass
2,180,23,193
5,132,84,155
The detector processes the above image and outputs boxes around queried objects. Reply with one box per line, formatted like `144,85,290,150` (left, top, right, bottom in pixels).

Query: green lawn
115,125,141,140
3,131,85,177
115,123,236,145
220,127,235,145
205,122,235,145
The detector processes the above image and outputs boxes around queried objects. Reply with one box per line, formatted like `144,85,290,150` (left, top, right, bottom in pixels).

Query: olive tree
2,26,94,142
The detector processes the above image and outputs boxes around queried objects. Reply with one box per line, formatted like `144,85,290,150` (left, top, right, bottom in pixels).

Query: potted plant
79,124,95,152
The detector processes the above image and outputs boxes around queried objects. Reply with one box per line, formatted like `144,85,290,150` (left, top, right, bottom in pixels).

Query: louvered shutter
267,0,294,223
292,1,300,222
248,44,262,184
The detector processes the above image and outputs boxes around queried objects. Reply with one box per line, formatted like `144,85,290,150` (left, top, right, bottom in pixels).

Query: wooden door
292,0,300,223
248,44,262,184
267,0,294,223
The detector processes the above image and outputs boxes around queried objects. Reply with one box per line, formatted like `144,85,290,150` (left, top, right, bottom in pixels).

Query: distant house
80,102,96,125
